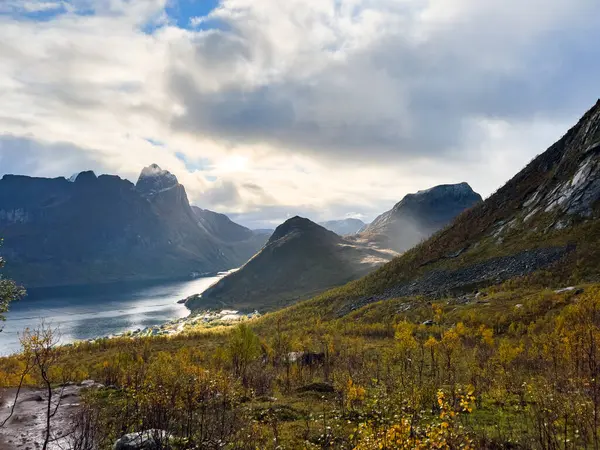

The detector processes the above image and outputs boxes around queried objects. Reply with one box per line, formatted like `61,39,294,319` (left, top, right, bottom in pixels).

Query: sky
0,0,599,229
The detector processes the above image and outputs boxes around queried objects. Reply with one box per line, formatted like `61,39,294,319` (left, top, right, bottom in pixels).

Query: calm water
0,275,223,356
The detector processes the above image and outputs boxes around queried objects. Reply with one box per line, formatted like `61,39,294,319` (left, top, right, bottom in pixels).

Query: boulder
555,286,585,295
79,380,104,389
555,286,576,294
113,430,169,450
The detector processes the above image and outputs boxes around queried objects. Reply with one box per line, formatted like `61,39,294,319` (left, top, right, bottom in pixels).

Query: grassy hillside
3,281,600,449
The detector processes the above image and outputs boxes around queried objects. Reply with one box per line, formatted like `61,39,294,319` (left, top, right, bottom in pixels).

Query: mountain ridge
359,182,482,252
0,165,265,288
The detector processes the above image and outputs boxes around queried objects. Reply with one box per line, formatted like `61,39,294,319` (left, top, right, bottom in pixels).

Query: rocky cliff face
0,165,261,288
187,216,394,311
475,100,600,245
517,104,600,227
360,183,482,252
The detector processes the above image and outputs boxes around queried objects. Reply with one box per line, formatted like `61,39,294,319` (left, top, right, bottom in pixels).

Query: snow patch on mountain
136,164,179,196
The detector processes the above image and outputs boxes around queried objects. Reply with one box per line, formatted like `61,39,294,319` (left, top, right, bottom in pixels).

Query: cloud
0,0,599,228
0,136,111,178
201,180,243,208
169,0,600,163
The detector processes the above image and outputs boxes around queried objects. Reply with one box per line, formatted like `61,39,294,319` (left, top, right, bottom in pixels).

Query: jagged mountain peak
136,164,179,196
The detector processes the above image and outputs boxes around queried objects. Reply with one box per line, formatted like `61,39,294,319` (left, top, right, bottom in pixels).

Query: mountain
358,183,482,252
191,206,269,262
0,165,262,288
186,216,394,311
135,163,179,197
319,218,367,235
192,207,254,242
279,100,600,318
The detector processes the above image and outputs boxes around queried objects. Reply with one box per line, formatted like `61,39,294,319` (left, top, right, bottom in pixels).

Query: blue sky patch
2,0,220,30
0,2,67,22
165,0,220,29
175,152,213,173
145,138,165,147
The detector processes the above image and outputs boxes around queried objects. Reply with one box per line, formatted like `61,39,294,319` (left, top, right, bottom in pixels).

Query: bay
0,275,224,356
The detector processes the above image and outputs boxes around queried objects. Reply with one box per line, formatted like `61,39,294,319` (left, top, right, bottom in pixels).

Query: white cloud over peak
0,0,598,228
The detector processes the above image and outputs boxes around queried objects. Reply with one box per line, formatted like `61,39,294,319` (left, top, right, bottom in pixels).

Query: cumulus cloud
0,0,598,227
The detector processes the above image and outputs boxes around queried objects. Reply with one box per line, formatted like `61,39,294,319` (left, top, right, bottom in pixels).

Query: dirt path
0,385,85,450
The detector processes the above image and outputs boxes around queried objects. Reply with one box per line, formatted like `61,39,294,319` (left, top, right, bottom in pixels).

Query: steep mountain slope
186,216,394,311
359,183,482,252
278,100,600,319
191,206,269,264
0,165,257,287
319,218,366,235
192,206,254,242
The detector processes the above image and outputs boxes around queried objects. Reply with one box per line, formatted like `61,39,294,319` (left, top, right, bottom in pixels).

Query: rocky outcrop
518,105,600,227
113,430,170,450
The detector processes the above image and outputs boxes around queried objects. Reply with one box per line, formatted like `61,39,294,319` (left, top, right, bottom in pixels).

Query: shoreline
2,307,260,357
69,307,261,344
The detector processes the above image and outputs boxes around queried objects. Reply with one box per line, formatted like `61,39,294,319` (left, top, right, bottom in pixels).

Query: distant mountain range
188,183,481,311
319,218,366,235
357,183,482,252
0,160,482,302
0,164,267,288
187,216,394,311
